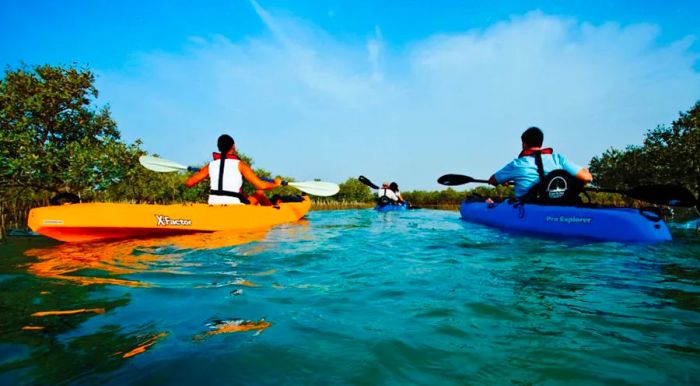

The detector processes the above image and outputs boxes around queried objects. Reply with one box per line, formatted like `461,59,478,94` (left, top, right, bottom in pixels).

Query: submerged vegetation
1,64,698,236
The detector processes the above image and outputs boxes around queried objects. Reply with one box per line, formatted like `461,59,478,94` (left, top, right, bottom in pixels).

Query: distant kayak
28,197,311,243
459,200,671,242
375,202,408,212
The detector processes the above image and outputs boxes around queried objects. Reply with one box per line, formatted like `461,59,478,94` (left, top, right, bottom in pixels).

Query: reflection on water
0,227,277,385
24,229,270,287
193,319,272,341
119,332,169,359
1,212,699,385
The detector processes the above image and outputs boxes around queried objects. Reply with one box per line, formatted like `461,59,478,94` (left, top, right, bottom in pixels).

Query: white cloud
97,8,700,190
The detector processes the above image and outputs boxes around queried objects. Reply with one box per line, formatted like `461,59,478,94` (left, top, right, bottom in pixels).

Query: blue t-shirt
494,153,583,197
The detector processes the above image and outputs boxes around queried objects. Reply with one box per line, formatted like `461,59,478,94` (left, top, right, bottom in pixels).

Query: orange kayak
27,197,311,243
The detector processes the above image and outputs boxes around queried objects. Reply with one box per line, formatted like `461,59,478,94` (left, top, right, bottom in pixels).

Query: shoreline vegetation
1,64,699,239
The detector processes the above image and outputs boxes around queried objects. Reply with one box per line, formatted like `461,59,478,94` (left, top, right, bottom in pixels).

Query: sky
2,0,700,190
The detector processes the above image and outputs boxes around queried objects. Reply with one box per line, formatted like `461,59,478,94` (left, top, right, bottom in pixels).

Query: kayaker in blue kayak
185,134,281,205
488,127,593,203
389,182,406,204
377,182,401,205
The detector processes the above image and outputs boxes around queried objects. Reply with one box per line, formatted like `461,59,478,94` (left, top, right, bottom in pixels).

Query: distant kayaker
377,182,400,204
488,127,593,202
185,134,281,205
389,182,406,204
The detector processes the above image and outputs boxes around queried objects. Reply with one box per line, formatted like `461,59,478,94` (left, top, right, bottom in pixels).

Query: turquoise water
1,208,700,385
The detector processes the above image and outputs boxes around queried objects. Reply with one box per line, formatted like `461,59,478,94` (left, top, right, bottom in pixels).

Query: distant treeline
1,64,698,236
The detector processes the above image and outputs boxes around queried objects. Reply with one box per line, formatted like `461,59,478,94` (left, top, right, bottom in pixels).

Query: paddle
139,155,200,173
437,173,698,207
139,155,339,197
586,185,697,208
358,175,380,189
437,174,489,186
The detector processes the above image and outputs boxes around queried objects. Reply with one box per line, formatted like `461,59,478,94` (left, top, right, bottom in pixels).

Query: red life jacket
212,152,239,160
518,147,553,158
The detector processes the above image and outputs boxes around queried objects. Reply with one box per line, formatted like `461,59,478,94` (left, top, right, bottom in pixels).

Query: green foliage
403,185,515,206
334,178,374,202
590,101,700,195
0,64,120,197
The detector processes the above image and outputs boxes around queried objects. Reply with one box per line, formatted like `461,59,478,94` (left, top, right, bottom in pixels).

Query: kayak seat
520,170,585,206
376,195,397,207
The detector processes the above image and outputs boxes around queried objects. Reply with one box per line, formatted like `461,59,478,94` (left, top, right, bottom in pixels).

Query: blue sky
2,0,700,190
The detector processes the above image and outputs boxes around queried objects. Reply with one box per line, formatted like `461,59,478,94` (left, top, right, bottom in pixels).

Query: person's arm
185,165,209,187
575,168,593,183
559,155,592,184
490,161,516,186
238,162,281,190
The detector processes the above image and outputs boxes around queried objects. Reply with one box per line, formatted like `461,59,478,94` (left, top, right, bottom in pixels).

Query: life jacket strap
209,190,250,204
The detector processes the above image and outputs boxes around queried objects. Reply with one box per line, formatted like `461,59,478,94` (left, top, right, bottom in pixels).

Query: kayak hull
375,203,408,212
459,201,671,242
28,197,311,243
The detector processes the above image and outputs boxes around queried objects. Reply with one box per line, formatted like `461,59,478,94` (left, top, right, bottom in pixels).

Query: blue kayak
459,200,671,242
375,202,408,212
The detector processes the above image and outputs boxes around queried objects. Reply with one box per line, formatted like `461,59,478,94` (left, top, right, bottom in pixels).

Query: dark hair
389,182,399,192
521,127,543,148
217,134,235,153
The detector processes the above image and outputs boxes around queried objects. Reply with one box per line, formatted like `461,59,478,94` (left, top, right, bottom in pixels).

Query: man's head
521,127,543,149
217,134,235,154
389,182,399,192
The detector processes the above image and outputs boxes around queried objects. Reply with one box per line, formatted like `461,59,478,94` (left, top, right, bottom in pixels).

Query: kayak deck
28,197,311,243
459,200,671,242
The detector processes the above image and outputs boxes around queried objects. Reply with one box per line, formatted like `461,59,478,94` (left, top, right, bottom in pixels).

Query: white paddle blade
289,181,340,197
139,155,189,173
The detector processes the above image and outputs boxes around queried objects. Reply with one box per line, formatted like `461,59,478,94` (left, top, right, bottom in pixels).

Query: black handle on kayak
261,177,288,186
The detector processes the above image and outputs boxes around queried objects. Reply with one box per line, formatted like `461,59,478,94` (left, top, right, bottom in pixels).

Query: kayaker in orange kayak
487,126,593,204
185,135,281,205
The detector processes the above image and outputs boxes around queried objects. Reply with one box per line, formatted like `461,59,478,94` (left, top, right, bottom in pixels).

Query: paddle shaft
358,176,380,190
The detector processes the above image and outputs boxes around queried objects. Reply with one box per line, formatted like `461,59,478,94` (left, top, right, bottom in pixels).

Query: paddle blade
289,181,340,197
358,175,380,189
627,185,697,207
139,156,189,173
437,174,475,186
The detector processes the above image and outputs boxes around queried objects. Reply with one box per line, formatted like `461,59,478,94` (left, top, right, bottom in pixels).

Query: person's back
489,127,592,199
377,183,399,202
186,134,281,205
207,152,244,205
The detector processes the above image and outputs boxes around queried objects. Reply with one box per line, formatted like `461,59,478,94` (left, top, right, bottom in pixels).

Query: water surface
1,209,699,385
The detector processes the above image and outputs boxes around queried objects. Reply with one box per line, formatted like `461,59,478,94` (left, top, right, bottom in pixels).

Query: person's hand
274,177,282,187
488,175,498,186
